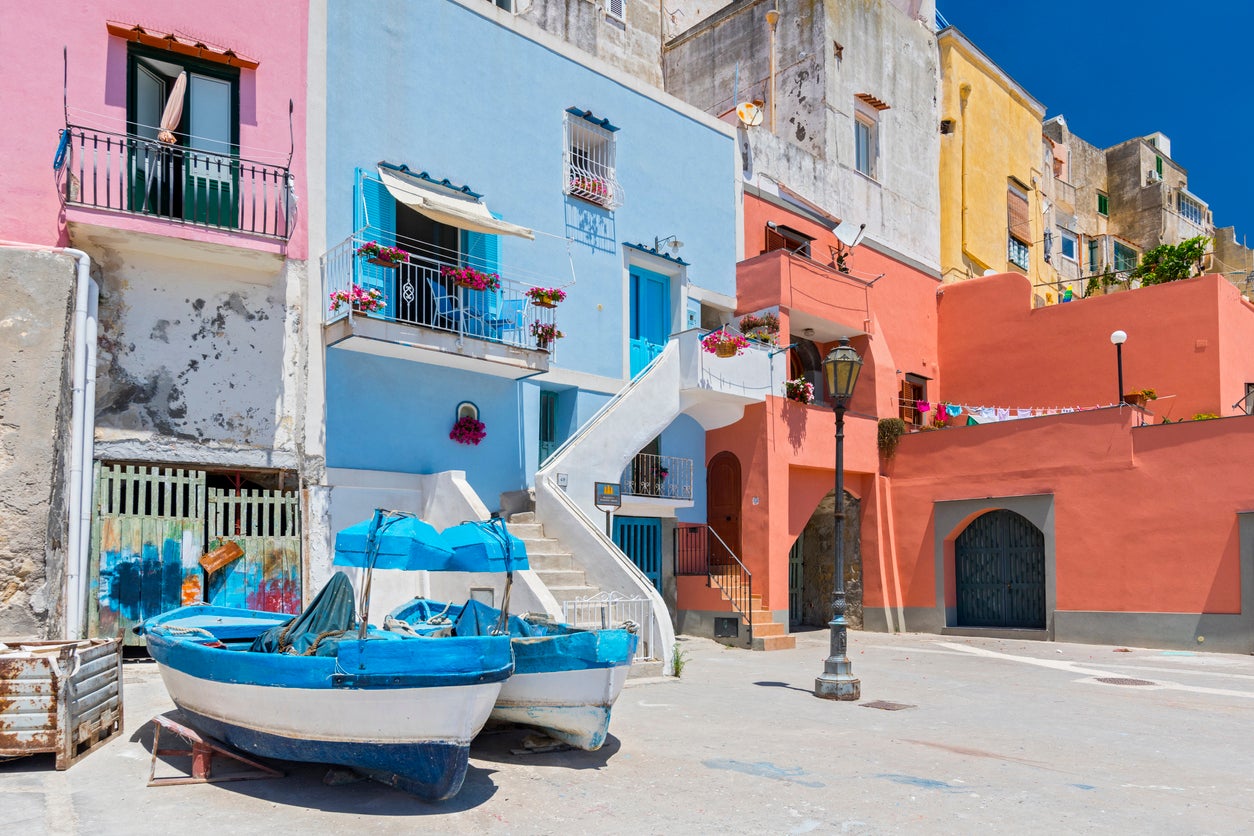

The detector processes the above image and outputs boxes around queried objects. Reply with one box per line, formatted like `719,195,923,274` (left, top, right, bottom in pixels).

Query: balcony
619,453,694,515
62,125,293,240
737,250,872,343
676,328,784,429
321,234,554,379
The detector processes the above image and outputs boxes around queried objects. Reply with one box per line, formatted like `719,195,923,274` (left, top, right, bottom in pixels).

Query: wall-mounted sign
593,482,621,510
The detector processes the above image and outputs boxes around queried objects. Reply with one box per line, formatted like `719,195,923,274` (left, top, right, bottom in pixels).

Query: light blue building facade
319,0,740,524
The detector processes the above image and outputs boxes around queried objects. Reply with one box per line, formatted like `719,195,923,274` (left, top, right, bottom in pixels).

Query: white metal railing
562,592,655,662
621,453,693,501
321,233,558,354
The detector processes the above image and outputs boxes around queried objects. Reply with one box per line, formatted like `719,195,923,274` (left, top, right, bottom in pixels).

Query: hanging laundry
996,407,1011,422
1014,409,1032,420
946,404,962,418
916,400,930,413
966,416,979,426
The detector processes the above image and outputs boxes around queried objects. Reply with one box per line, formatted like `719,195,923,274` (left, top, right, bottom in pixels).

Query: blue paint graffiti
875,774,969,793
102,539,184,621
703,759,825,788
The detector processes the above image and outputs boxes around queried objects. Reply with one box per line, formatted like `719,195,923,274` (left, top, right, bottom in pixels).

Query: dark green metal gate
955,510,1045,629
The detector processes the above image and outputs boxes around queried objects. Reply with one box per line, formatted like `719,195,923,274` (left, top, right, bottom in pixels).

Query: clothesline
899,398,1125,425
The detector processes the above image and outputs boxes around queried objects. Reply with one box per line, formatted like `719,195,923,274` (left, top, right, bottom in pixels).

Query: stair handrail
707,526,753,647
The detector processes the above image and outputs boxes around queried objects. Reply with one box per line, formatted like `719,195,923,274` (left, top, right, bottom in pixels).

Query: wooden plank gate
206,487,301,614
89,464,206,645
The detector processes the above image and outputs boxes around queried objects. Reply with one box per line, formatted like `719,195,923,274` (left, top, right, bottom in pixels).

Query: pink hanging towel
916,400,930,413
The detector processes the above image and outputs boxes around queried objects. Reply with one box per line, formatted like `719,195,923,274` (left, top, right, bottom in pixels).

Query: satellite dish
834,220,866,248
736,102,763,127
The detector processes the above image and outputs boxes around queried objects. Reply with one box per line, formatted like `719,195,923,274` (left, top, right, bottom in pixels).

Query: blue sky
938,0,1254,243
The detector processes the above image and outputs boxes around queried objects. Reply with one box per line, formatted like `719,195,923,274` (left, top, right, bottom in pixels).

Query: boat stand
147,714,284,787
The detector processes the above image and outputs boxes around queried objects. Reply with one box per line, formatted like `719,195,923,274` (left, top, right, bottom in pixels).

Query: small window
1245,383,1254,416
900,375,927,426
1007,236,1030,270
1113,241,1138,273
1088,239,1100,272
763,223,813,258
854,112,877,178
1155,156,1164,177
606,0,625,22
1097,192,1109,216
1059,229,1077,261
564,108,622,209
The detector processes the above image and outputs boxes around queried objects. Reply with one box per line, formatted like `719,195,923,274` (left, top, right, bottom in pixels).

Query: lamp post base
814,660,861,701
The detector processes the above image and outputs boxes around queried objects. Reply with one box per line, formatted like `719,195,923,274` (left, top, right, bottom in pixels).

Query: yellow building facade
938,28,1057,299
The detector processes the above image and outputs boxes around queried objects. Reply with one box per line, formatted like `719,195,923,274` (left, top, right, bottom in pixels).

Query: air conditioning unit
1147,170,1162,183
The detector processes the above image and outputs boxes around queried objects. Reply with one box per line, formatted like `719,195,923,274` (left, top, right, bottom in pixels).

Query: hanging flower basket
355,240,410,268
701,329,750,358
739,312,780,346
329,284,386,314
525,287,567,308
531,321,565,350
449,416,486,446
783,377,814,404
441,265,501,292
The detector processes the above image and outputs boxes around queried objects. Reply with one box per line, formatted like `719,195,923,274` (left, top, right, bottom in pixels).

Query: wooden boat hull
143,606,512,800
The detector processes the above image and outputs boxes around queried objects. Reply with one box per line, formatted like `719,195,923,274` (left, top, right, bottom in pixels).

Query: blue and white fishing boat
389,520,638,751
141,510,513,801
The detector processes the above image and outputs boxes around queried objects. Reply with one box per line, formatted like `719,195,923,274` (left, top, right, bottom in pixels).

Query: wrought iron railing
562,592,654,662
621,454,693,500
321,234,558,354
673,523,753,645
61,125,293,239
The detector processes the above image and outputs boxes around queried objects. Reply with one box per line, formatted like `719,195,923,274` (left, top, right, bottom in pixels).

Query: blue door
613,517,662,592
629,267,670,377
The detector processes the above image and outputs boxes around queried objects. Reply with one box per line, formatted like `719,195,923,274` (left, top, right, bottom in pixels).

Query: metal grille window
606,0,625,22
1178,192,1205,225
564,108,622,210
1007,236,1030,270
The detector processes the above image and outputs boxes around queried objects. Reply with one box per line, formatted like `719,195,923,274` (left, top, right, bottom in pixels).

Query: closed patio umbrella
157,71,186,144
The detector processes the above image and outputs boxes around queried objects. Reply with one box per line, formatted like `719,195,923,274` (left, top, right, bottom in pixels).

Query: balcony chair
424,275,485,334
483,298,526,343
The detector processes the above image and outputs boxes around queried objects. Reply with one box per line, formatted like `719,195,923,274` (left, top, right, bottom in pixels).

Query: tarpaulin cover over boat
334,515,454,571
442,520,529,572
249,571,356,654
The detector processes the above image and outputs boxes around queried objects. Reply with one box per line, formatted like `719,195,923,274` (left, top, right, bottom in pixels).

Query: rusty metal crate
0,637,124,768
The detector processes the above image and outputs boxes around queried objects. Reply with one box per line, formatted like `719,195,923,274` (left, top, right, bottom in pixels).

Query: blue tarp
442,519,529,572
249,571,356,654
334,512,455,571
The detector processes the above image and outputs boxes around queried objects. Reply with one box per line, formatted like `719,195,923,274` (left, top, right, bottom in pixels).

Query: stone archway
796,489,861,629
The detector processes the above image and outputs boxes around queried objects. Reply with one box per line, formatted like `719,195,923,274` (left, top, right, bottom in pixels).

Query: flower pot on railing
531,322,564,351
329,284,386,316
355,241,409,269
441,265,502,293
701,329,750,359
525,287,567,309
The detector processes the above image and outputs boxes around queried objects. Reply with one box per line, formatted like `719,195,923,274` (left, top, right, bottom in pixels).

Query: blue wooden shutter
354,167,396,306
461,224,502,319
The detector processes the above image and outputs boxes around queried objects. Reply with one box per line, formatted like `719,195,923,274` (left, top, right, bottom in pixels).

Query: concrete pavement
5,628,1254,834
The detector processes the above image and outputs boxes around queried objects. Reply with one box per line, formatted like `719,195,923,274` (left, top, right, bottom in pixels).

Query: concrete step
752,634,797,651
533,569,588,588
517,538,566,555
508,511,536,524
751,621,787,638
627,659,665,679
527,552,575,571
506,522,544,539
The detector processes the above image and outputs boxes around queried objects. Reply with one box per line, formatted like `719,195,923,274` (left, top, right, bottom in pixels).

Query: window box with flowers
531,322,565,350
449,416,487,446
739,312,780,346
525,287,567,308
355,240,410,268
329,284,386,315
783,377,814,404
701,329,750,358
441,265,502,292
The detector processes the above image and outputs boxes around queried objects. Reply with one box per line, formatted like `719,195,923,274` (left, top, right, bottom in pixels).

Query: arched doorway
795,490,861,629
954,510,1046,629
706,452,741,565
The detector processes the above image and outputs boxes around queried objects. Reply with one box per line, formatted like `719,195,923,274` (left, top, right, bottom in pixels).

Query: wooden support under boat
147,713,284,787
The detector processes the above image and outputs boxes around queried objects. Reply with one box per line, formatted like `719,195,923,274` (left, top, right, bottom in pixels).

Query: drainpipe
61,247,97,640
958,83,972,268
766,7,780,135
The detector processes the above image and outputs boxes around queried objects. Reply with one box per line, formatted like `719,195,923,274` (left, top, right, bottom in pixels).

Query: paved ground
5,628,1254,834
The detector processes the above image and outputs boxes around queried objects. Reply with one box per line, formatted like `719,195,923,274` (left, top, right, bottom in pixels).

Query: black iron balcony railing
61,125,294,239
621,453,693,500
674,523,753,645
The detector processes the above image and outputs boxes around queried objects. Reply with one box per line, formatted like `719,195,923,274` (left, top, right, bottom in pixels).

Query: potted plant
783,377,814,404
739,312,780,346
441,265,502,292
1123,388,1158,407
570,176,610,203
449,415,487,446
531,321,565,350
525,287,567,308
701,329,751,358
355,240,410,268
329,284,386,314
658,465,669,480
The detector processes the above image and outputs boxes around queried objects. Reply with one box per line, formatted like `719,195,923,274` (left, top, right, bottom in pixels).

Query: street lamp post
815,338,863,701
1111,330,1127,404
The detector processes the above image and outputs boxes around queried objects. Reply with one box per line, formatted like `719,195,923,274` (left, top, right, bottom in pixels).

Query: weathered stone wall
86,248,308,472
521,0,665,87
1214,227,1254,296
799,489,861,630
0,249,76,637
1044,118,1109,249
